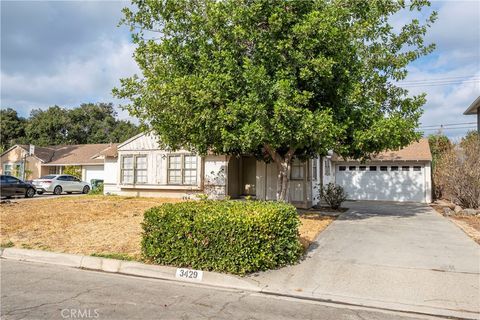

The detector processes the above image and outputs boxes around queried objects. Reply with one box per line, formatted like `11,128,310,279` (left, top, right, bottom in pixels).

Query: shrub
142,200,302,274
321,183,348,209
88,183,104,195
435,132,480,209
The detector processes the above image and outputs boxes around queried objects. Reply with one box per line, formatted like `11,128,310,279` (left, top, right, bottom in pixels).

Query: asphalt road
0,260,433,320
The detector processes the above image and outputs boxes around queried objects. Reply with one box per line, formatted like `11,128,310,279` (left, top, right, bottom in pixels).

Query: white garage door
83,165,104,184
335,164,426,202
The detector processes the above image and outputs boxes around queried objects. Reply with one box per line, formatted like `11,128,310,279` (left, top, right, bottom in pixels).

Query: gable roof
43,144,110,165
464,96,480,115
2,143,111,165
332,139,432,162
91,143,119,159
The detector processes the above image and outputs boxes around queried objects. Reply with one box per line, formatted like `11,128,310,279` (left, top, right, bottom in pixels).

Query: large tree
24,104,140,147
0,108,27,152
115,0,436,201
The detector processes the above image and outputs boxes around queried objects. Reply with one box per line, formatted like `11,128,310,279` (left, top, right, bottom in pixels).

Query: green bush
142,200,302,275
321,183,348,209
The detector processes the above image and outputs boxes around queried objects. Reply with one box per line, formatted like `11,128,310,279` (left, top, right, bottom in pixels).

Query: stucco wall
0,146,43,180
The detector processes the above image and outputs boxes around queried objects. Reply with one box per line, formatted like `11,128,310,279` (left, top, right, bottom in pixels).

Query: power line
419,122,477,128
420,127,477,131
399,75,479,84
400,80,480,87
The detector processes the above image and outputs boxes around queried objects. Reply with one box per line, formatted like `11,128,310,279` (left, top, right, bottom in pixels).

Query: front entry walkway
249,201,480,319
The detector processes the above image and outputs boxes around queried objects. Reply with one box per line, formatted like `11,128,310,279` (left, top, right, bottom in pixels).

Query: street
0,260,430,320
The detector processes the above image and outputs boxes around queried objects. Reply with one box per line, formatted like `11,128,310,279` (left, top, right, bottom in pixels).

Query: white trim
464,96,480,115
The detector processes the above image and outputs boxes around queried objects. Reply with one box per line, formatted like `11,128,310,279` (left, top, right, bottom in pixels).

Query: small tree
321,183,348,209
115,0,436,201
63,166,82,179
428,134,453,199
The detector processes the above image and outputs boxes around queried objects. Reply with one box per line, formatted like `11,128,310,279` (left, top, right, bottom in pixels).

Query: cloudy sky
1,1,479,138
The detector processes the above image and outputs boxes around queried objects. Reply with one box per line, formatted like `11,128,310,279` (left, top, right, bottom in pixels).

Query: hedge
142,200,303,275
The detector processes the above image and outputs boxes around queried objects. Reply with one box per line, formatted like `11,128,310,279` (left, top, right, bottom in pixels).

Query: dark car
0,175,36,199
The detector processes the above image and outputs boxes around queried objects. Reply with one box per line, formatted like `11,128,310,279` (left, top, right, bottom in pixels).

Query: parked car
0,175,36,198
32,175,90,195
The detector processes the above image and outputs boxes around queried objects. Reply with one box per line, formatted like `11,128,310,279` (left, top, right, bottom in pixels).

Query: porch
225,156,319,209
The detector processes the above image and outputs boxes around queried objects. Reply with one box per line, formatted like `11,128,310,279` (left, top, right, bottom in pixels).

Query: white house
95,132,432,206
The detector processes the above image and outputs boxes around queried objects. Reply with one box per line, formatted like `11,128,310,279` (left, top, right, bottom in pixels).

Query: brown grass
0,196,335,259
450,215,480,244
298,215,335,249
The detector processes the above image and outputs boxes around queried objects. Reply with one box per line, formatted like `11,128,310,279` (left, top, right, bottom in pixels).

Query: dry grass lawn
0,196,334,259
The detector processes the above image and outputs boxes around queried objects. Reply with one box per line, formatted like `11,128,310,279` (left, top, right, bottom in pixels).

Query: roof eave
463,96,480,115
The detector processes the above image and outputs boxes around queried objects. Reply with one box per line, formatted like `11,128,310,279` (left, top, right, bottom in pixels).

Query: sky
1,0,479,139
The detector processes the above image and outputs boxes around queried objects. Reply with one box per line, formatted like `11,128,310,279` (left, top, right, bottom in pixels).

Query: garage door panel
335,165,425,202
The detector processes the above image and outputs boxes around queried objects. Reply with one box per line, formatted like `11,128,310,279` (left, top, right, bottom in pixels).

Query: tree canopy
0,103,140,152
115,0,436,200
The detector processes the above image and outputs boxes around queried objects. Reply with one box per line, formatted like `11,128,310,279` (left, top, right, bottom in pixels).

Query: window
135,156,148,184
49,167,61,174
168,154,198,185
121,155,148,184
5,176,20,183
312,160,317,180
402,166,410,171
121,156,134,184
324,159,331,176
380,166,388,171
339,166,346,171
349,166,356,171
3,164,12,176
391,166,399,171
413,166,422,172
359,166,366,171
183,155,197,185
369,166,377,171
57,176,69,181
291,159,304,180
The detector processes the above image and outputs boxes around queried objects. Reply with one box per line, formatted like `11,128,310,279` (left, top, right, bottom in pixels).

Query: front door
241,156,256,196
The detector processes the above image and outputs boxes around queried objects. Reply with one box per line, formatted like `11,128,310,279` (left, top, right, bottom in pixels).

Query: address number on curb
175,268,203,282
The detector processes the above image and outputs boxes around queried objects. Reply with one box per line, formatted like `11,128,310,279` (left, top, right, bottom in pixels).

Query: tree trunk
265,145,295,202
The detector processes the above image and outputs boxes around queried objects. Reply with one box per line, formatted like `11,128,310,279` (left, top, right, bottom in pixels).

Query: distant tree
116,0,437,201
22,104,140,146
0,108,27,152
25,106,71,146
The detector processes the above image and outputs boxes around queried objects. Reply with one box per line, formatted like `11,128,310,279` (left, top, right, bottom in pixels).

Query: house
0,143,115,183
95,132,432,206
463,96,480,133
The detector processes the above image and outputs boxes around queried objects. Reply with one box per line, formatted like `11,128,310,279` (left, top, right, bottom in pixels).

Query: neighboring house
0,144,115,183
463,96,480,133
95,132,432,206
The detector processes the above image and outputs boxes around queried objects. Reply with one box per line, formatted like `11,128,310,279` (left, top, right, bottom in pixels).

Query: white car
32,174,90,195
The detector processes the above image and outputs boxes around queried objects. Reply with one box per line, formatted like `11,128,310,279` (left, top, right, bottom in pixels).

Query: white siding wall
204,155,228,199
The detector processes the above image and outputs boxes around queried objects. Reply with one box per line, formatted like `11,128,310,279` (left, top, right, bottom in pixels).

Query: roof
332,139,432,162
464,96,480,115
4,144,111,165
44,144,110,165
91,143,119,159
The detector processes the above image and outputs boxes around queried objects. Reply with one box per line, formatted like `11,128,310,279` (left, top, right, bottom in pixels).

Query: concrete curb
0,248,261,293
1,248,478,320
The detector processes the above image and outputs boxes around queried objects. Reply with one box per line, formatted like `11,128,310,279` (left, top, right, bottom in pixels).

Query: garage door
83,165,104,184
335,164,426,202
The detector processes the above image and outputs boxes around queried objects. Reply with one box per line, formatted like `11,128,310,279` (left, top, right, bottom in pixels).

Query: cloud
1,0,138,121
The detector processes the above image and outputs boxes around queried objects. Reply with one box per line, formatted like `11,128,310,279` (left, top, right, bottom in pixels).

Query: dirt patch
0,196,182,259
450,216,480,244
1,196,334,258
298,215,335,249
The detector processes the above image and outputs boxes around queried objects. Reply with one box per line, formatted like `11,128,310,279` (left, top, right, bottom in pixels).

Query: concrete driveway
252,201,480,319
